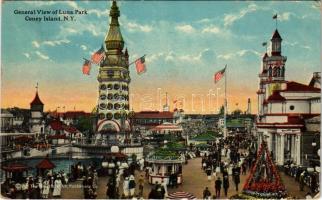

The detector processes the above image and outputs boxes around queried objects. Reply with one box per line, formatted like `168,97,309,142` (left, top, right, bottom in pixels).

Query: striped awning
168,191,196,200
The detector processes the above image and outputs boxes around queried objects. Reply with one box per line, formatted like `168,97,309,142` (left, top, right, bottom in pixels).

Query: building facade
256,29,321,166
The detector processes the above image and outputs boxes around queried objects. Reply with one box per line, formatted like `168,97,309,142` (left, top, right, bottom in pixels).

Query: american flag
214,66,226,83
91,45,105,64
273,14,278,19
82,59,91,75
135,56,146,74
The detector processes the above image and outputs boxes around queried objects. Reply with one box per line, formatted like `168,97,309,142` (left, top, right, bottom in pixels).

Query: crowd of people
283,162,319,194
199,133,257,199
3,170,68,199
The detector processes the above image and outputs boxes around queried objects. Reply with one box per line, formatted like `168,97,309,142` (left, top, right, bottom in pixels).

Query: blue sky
1,1,320,113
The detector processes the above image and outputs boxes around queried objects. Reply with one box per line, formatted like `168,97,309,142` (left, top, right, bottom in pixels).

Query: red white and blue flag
91,45,105,64
82,59,91,75
214,66,226,83
135,55,146,74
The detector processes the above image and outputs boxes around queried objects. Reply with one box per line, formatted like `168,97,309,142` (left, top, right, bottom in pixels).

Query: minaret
30,83,45,134
247,98,251,114
163,92,170,112
97,0,130,130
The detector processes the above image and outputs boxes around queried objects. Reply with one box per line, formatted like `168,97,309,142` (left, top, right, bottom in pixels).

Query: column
296,134,301,165
275,135,280,163
280,134,285,165
291,135,295,162
161,165,165,176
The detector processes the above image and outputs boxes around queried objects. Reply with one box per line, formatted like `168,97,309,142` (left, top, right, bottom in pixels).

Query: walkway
60,157,313,199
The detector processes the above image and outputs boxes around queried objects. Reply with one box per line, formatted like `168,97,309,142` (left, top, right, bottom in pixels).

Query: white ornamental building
256,28,321,166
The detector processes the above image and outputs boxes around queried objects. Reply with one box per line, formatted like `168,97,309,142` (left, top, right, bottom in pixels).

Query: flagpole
128,54,146,66
224,65,227,138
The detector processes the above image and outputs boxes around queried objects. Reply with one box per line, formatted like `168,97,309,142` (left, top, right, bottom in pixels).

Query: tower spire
105,0,124,51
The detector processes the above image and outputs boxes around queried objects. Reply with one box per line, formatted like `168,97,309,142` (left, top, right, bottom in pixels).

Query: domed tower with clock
96,0,131,137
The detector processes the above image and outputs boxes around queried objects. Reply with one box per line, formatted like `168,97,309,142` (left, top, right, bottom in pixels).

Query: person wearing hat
203,187,211,199
223,175,229,197
42,178,50,199
138,175,144,197
215,177,222,198
53,176,62,197
129,175,136,197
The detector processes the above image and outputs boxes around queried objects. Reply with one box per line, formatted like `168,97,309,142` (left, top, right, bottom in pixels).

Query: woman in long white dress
52,177,62,197
123,177,130,198
42,179,50,199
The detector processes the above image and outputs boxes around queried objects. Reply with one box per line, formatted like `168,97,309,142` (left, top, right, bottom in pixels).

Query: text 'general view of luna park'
1,0,321,199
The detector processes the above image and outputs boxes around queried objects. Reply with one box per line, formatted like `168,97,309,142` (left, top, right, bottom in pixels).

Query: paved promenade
60,157,313,199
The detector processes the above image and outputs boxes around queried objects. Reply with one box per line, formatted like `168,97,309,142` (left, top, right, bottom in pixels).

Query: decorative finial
36,82,39,92
273,14,278,29
125,48,128,57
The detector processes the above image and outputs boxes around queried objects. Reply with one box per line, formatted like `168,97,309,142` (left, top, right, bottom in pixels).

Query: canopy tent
151,122,183,132
36,158,56,169
2,163,30,182
2,163,29,172
195,143,212,149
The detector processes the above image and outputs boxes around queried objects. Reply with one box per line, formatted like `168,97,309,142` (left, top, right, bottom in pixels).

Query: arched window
281,66,285,77
268,66,272,77
276,67,280,77
273,67,277,77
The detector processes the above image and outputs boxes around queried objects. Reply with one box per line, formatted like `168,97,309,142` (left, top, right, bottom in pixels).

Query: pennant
272,14,277,19
135,56,146,74
91,45,105,64
82,59,91,75
262,42,267,46
214,66,226,83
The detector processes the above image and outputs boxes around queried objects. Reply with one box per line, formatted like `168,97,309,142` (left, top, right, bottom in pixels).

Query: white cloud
301,45,311,50
35,51,49,60
279,12,293,21
81,45,87,51
87,9,109,18
284,41,312,50
218,49,260,60
197,18,212,23
175,24,195,33
66,1,80,10
165,51,175,61
126,22,153,33
32,41,40,48
23,53,30,59
42,39,70,46
202,26,220,34
66,28,77,34
224,4,258,27
146,53,165,63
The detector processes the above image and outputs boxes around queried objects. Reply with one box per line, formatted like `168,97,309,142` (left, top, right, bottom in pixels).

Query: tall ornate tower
97,1,130,132
257,29,287,117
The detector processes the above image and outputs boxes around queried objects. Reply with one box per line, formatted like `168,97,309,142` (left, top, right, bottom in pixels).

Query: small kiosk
146,148,185,185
